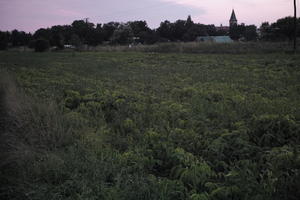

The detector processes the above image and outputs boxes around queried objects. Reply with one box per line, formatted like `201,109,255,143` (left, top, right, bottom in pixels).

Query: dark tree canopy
10,30,31,46
157,20,174,41
34,39,50,52
1,15,299,49
102,22,120,41
111,24,134,45
244,25,258,41
0,31,9,50
260,17,300,41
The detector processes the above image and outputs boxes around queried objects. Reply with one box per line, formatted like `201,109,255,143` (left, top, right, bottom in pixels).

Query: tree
274,17,296,40
110,24,134,45
11,30,20,46
10,30,31,46
185,15,194,30
70,34,82,48
71,20,95,43
0,31,10,50
127,21,155,44
229,24,245,40
206,25,217,36
173,20,187,41
34,39,50,52
85,29,99,46
157,20,174,41
50,25,67,48
94,24,104,44
28,40,36,49
102,22,120,41
128,21,150,37
259,17,300,41
183,25,206,41
139,30,159,44
244,25,258,41
259,22,274,40
62,25,74,44
34,28,51,41
52,33,64,49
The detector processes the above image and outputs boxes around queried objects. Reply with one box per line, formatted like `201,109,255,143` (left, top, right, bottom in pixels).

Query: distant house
197,9,238,43
216,24,230,32
196,36,233,43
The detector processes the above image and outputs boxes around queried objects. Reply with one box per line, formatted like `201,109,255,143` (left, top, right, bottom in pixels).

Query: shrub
35,39,50,52
0,40,8,50
28,40,36,49
249,115,299,147
64,90,81,110
0,32,9,50
0,72,76,199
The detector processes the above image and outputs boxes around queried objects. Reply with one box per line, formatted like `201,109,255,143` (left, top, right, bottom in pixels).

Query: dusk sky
0,0,297,33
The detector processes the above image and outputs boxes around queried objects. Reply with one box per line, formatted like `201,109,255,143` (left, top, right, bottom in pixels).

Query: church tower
229,9,237,27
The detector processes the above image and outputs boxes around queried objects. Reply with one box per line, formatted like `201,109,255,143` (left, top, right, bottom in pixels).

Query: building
196,36,233,43
215,9,238,33
197,10,240,42
216,24,230,32
229,9,238,27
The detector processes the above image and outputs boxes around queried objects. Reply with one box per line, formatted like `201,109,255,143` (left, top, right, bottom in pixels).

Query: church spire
229,9,237,26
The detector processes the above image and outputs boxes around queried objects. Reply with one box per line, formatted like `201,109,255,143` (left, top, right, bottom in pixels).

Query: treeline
0,16,299,50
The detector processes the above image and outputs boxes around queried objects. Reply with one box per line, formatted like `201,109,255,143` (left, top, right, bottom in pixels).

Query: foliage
260,17,300,41
0,15,299,53
0,52,299,199
1,16,299,49
34,39,50,52
111,24,134,45
70,34,82,49
0,31,9,50
95,42,300,54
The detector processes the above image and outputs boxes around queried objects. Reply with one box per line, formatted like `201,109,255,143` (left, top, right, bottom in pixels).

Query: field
1,51,300,200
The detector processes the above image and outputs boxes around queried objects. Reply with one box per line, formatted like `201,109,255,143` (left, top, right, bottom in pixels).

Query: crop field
1,51,300,200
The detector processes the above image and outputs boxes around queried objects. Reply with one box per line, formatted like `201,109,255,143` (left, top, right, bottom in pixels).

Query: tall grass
93,42,299,54
0,71,75,199
0,71,168,200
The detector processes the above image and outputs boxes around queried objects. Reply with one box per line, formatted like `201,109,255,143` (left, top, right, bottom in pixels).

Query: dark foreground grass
0,51,300,200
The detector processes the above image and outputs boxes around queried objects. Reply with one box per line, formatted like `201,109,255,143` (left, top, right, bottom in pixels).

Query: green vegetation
0,51,300,200
34,39,50,52
94,42,299,54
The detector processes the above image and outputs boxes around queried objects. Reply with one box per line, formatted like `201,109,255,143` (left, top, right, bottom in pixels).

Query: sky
0,0,297,33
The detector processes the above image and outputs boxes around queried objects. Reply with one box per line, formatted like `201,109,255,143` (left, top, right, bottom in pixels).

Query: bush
0,32,8,50
35,39,50,52
0,72,76,199
28,40,36,49
64,90,81,110
249,115,299,147
0,41,8,50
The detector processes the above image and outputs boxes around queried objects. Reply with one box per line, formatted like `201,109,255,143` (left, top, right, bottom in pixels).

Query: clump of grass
0,71,75,199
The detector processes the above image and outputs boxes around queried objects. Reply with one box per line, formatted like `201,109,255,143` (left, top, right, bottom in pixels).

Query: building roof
230,9,237,21
196,36,233,43
216,25,230,32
